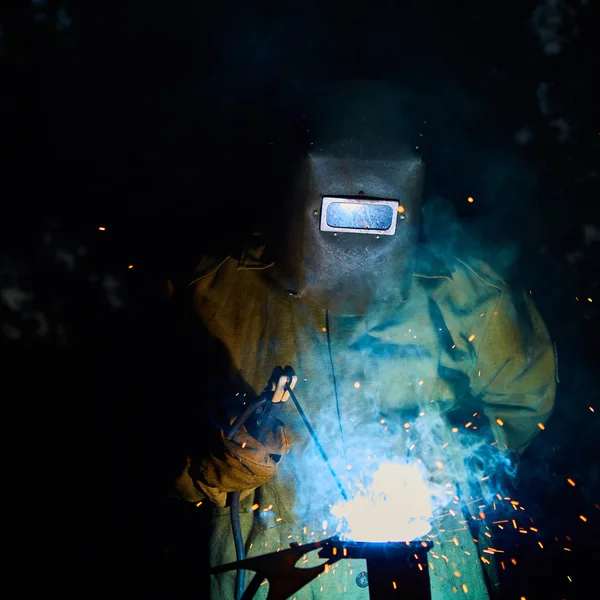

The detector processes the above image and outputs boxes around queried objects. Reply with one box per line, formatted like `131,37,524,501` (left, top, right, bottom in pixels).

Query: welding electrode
284,383,349,502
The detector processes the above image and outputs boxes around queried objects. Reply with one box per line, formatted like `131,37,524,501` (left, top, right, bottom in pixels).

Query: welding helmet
272,79,425,315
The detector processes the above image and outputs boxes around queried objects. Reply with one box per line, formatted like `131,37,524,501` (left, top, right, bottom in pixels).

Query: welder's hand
174,420,291,507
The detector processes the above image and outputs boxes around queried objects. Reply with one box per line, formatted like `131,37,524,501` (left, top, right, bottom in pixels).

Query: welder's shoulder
452,256,505,290
444,256,507,311
190,255,234,283
184,255,236,298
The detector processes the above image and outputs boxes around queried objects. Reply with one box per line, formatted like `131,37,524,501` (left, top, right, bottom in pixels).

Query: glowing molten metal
331,462,434,542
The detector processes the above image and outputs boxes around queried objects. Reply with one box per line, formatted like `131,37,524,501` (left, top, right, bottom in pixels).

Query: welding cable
224,397,265,600
224,391,274,600
284,384,348,502
225,396,268,439
229,490,245,600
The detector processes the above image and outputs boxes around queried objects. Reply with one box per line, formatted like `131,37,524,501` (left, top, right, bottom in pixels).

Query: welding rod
285,384,349,502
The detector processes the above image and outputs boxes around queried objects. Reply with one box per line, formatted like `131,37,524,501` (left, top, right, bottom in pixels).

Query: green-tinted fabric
177,252,555,599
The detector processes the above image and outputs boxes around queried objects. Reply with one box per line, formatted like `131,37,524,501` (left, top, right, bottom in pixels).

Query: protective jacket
174,246,556,600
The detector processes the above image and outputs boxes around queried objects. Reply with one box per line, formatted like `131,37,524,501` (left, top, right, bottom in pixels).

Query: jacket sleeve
471,287,556,454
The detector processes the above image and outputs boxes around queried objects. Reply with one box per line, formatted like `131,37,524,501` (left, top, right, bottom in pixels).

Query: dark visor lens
326,202,394,231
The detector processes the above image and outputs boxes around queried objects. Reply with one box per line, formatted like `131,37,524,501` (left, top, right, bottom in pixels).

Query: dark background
1,1,599,597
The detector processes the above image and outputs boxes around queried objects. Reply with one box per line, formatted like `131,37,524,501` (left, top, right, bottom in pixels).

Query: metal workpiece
211,536,433,600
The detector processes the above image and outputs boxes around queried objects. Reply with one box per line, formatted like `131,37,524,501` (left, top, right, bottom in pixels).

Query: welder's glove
174,367,296,507
174,420,291,507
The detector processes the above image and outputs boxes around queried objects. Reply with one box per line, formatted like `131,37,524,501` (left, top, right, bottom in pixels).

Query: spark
588,297,593,303
468,334,476,342
567,478,576,486
462,583,469,593
128,264,134,269
98,226,106,231
511,558,517,565
496,418,504,426
418,380,424,386
241,442,247,449
392,582,397,589
538,541,544,548
537,422,545,430
380,419,386,424
436,461,444,469
589,406,595,413
465,422,472,428
580,515,588,522
418,564,423,571
354,381,360,389
398,205,405,213
321,326,327,332
252,504,259,511
512,520,517,529
196,501,203,507
454,571,461,578
467,197,474,203
404,422,410,429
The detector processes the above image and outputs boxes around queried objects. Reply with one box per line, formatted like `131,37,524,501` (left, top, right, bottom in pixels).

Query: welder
172,80,556,599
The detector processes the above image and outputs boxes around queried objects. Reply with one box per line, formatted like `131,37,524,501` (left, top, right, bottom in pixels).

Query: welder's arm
471,288,556,454
173,421,291,507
